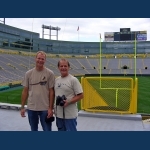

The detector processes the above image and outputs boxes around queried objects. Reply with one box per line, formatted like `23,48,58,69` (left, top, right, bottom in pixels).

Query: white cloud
0,18,149,42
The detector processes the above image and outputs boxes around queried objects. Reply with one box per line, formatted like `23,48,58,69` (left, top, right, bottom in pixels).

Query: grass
0,76,150,114
0,87,22,104
137,76,150,113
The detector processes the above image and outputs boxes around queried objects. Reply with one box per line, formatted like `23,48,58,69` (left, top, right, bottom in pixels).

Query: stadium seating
0,49,150,85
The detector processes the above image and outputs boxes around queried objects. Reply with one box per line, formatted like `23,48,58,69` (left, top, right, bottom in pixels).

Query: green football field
0,76,150,114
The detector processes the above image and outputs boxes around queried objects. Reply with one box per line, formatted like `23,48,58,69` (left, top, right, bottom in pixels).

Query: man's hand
63,100,71,107
20,108,26,117
47,108,53,118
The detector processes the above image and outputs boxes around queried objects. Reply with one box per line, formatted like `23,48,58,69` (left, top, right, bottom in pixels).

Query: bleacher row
0,51,150,85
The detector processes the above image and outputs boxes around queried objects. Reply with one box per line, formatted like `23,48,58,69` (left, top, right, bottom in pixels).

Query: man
20,51,55,131
54,58,83,131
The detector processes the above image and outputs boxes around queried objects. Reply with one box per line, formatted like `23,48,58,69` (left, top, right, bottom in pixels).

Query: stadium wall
1,23,150,55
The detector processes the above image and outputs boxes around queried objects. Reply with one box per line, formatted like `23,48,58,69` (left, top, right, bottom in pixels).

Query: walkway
0,106,150,131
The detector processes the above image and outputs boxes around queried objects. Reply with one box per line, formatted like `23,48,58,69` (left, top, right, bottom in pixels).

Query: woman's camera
56,95,66,106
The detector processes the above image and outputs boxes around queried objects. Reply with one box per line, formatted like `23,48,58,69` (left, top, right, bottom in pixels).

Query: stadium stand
1,50,150,85
1,22,150,86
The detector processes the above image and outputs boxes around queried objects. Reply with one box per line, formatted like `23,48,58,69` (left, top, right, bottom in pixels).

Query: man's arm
65,93,83,106
20,87,28,117
49,87,55,109
47,87,55,117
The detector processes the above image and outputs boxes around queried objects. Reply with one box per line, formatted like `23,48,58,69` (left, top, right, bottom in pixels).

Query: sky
0,18,149,42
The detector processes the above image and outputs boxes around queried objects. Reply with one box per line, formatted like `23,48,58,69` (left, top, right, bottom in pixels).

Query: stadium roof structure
1,23,150,55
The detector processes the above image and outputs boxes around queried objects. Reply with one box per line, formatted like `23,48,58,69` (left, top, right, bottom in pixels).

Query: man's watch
21,106,24,109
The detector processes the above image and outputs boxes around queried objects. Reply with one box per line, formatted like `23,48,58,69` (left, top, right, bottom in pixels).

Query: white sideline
0,103,27,110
